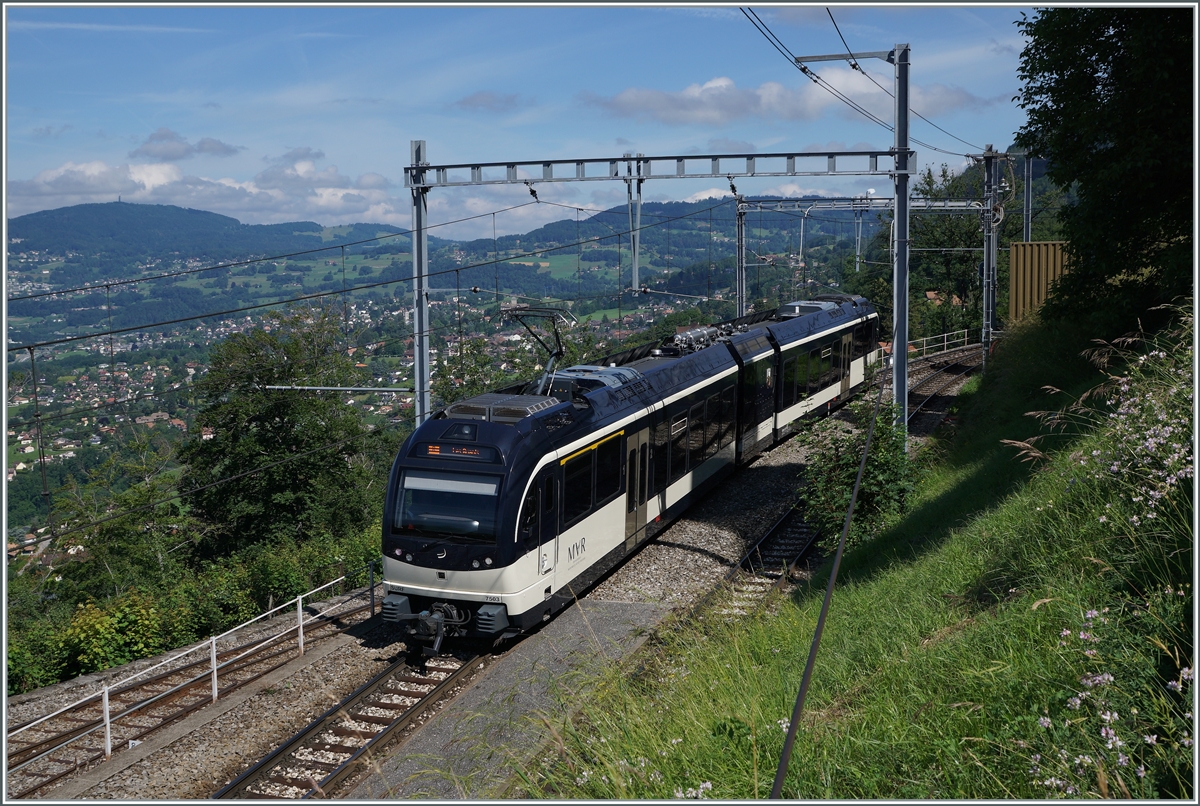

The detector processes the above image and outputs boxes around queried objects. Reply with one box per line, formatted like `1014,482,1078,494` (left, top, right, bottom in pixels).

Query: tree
1014,9,1193,330
179,305,376,555
432,337,506,406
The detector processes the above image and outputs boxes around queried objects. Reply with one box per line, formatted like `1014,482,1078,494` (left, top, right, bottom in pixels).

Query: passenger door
839,333,853,398
624,428,650,550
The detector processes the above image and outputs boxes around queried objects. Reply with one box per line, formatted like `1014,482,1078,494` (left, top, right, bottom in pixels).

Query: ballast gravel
11,376,965,801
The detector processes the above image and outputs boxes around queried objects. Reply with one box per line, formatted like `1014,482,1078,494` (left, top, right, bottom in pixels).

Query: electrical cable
825,7,983,152
770,317,896,798
742,7,970,158
10,201,858,546
17,420,403,550
8,199,734,354
8,200,541,303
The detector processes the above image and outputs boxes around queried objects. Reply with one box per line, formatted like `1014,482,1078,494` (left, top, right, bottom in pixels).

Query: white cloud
584,77,829,126
758,182,841,199
130,127,242,161
585,69,994,128
6,150,412,226
684,188,732,203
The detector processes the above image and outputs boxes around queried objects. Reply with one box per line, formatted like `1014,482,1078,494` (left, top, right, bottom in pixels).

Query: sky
4,4,1035,241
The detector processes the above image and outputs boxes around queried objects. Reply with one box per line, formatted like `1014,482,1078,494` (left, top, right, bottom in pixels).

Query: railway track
213,653,482,799
5,599,373,801
906,348,983,423
718,504,820,619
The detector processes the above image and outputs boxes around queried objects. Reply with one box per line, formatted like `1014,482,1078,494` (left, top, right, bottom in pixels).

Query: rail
7,560,382,768
213,654,482,799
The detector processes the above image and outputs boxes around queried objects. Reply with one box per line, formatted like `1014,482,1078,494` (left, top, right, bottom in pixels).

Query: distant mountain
7,202,425,263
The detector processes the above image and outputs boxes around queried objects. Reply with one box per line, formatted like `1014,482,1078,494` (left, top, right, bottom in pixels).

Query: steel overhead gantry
772,43,912,446
404,144,905,427
736,197,987,348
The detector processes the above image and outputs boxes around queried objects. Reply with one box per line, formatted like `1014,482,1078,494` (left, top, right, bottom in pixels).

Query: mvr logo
567,538,586,561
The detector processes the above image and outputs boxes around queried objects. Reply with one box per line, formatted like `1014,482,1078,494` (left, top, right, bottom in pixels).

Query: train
381,293,879,651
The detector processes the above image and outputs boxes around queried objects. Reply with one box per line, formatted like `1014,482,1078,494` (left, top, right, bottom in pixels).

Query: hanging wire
340,245,350,331
824,7,983,151
771,317,898,798
741,7,970,157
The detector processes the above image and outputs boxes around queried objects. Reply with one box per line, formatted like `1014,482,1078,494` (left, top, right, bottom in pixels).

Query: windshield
394,470,500,543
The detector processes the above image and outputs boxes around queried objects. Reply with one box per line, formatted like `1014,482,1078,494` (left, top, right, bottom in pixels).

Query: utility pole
892,44,912,438
1023,151,1033,242
980,145,1002,375
768,43,912,802
735,200,747,317
410,140,432,426
625,154,644,298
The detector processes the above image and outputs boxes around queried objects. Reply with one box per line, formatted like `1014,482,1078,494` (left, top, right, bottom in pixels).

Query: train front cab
381,414,560,649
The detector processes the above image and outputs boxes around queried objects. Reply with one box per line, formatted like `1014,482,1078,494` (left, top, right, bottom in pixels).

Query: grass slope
521,308,1194,799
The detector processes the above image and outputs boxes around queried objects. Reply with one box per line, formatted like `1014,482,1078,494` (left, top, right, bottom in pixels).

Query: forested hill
7,202,417,266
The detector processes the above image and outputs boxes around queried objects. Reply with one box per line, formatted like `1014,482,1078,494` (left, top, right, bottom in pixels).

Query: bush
59,590,164,677
797,399,912,553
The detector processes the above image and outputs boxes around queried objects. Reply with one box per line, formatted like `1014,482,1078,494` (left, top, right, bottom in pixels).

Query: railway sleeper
330,725,380,740
361,699,411,711
267,772,323,790
285,757,340,772
314,741,362,755
345,712,394,726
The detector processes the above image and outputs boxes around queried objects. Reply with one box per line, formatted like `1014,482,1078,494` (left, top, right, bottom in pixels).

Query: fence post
210,636,219,703
297,595,305,657
102,684,112,759
369,560,376,615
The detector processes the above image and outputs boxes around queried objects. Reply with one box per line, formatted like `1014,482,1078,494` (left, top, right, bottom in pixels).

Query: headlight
472,559,480,568
485,557,493,566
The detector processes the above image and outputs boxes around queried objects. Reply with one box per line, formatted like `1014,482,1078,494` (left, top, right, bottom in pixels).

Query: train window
543,476,555,515
719,385,736,448
396,471,500,542
705,393,720,459
853,324,868,360
638,444,648,505
669,411,688,482
739,370,755,437
520,486,538,533
627,448,638,512
688,401,706,468
595,436,622,504
782,356,798,408
653,419,669,495
563,453,592,526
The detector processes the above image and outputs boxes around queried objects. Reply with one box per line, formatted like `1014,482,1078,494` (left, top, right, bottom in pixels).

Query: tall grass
520,307,1193,799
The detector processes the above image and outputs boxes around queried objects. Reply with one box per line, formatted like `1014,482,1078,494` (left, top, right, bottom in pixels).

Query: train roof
424,294,875,446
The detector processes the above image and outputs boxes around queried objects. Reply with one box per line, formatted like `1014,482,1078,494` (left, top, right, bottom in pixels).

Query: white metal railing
907,328,970,358
7,561,380,767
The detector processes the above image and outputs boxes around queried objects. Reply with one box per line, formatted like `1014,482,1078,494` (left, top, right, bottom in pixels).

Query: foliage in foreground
797,398,911,554
520,307,1193,799
6,522,380,693
1014,8,1192,333
6,304,401,695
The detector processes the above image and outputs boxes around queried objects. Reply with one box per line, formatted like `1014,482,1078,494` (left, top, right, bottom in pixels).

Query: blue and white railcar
381,295,877,648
